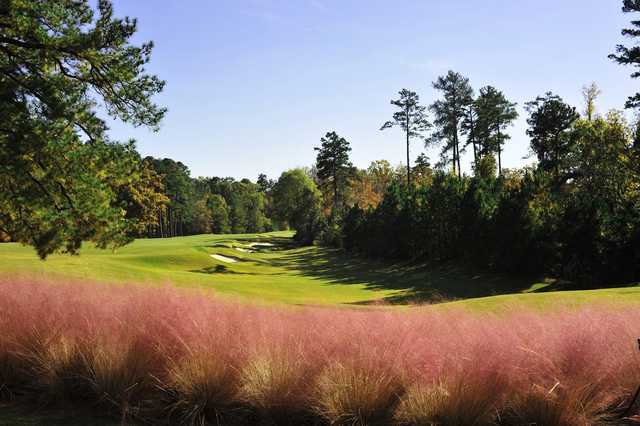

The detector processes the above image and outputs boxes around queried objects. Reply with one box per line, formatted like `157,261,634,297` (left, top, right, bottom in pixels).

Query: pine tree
0,0,166,257
314,131,353,216
430,71,474,179
610,0,640,108
474,86,518,176
381,89,431,186
525,92,579,183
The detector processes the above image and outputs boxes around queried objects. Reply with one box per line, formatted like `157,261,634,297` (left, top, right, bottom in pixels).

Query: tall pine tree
430,71,474,179
0,0,166,257
610,0,640,108
314,131,353,216
381,89,431,186
474,86,518,176
525,92,579,183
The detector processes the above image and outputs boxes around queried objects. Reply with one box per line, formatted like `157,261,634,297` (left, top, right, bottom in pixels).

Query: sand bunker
210,254,237,263
248,242,274,248
235,247,254,253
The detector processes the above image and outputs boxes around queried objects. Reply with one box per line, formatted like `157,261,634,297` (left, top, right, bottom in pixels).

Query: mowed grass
0,231,402,305
1,231,639,307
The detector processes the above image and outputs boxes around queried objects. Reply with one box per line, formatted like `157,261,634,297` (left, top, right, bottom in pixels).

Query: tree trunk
472,141,478,170
469,108,478,171
452,148,456,176
453,110,461,179
496,119,502,177
333,166,339,218
406,112,411,187
455,138,461,179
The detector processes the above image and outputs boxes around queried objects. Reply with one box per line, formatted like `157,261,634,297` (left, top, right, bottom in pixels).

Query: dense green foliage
525,92,580,183
271,168,323,243
343,110,640,287
0,0,166,257
134,158,273,238
429,71,473,178
314,131,353,216
473,86,518,176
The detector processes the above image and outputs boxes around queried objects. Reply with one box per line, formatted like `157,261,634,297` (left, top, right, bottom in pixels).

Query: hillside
2,232,639,308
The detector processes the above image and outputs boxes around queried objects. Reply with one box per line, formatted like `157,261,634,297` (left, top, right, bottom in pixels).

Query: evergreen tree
430,71,474,178
147,158,195,238
609,0,640,108
461,99,480,169
413,153,433,185
0,0,166,257
474,86,518,176
314,131,353,216
381,89,431,186
257,173,275,192
525,92,579,182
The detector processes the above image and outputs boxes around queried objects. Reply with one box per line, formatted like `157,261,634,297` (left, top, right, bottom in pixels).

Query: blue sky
107,0,636,180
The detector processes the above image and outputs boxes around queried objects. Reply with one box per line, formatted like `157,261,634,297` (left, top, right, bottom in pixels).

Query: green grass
0,231,403,305
1,231,639,307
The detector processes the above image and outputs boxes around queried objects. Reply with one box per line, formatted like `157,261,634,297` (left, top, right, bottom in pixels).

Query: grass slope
1,231,639,307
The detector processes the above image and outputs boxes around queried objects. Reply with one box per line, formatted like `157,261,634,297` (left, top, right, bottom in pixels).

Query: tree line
132,154,410,243
138,158,272,238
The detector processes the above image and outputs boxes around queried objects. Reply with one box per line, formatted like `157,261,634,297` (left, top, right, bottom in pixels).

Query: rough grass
1,275,640,425
1,232,639,308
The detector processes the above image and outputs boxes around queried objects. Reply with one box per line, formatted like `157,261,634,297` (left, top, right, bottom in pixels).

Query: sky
106,0,637,180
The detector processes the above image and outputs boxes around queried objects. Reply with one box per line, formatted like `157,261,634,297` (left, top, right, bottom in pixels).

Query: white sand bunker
210,254,237,263
235,247,254,253
248,242,274,248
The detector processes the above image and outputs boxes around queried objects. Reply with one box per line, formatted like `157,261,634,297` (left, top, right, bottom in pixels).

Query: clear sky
106,0,636,181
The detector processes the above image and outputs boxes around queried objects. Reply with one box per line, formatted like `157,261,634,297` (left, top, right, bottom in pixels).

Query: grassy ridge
1,232,639,307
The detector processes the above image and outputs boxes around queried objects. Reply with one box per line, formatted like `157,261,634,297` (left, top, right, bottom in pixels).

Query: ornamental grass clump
1,274,640,425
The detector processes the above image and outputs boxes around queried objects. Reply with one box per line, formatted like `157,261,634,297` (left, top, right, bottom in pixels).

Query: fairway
1,231,403,305
2,232,640,308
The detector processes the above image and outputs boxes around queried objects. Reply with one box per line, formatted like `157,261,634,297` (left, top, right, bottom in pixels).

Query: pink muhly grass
238,349,312,417
313,359,404,425
0,274,639,425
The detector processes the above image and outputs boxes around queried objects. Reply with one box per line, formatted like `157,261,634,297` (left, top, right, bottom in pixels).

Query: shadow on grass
228,236,542,304
190,264,257,275
286,250,540,304
528,278,639,293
